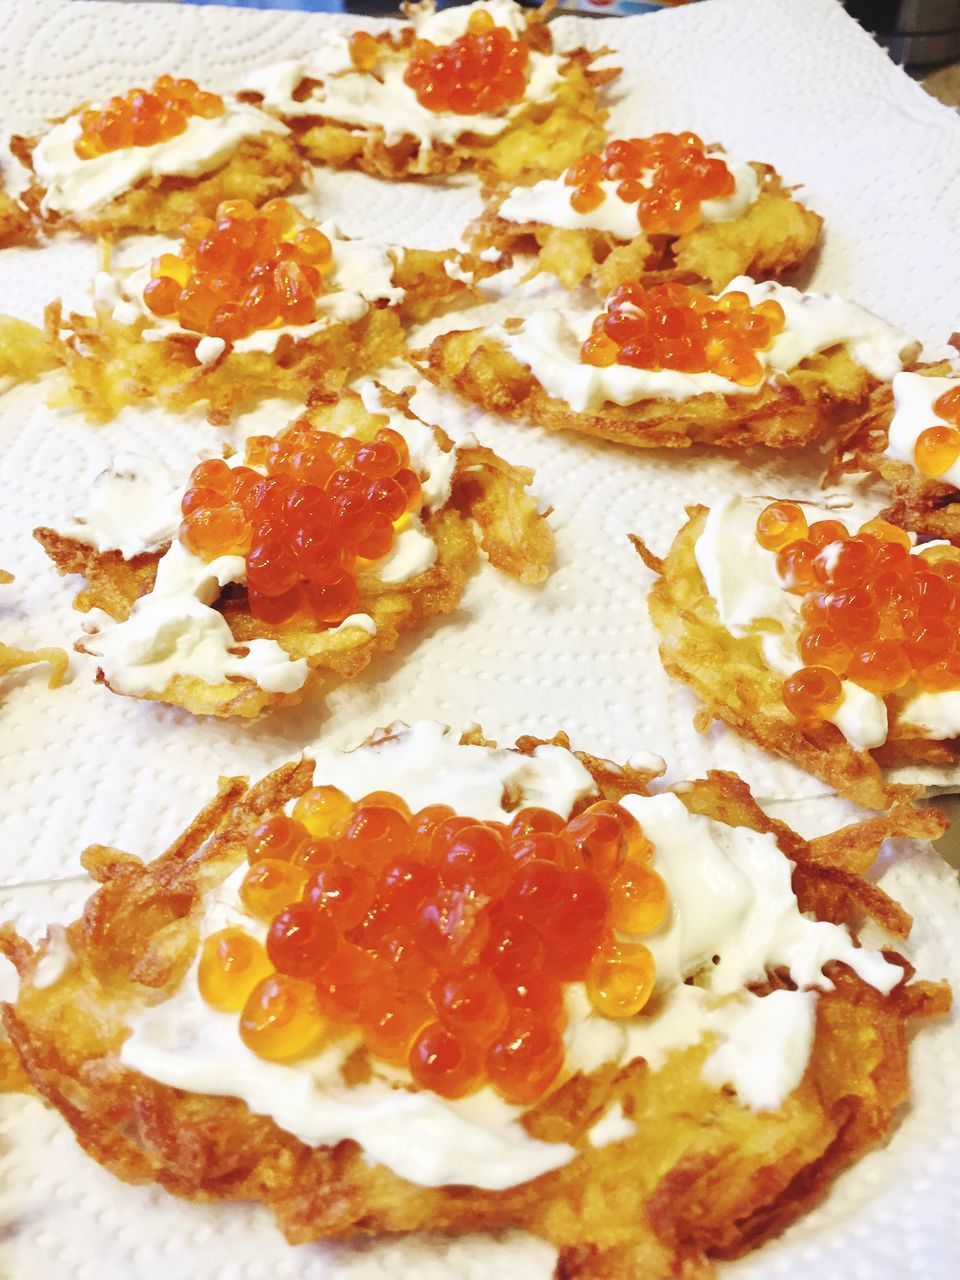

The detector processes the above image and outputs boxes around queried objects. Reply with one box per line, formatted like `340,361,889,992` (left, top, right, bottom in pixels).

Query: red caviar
403,8,529,115
177,413,421,628
754,501,960,718
141,197,334,344
74,76,225,159
566,133,737,237
199,790,669,1100
580,280,785,386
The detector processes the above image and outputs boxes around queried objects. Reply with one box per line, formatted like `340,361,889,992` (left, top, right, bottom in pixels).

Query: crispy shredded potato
0,315,59,384
472,165,822,293
828,360,960,543
46,247,469,425
10,131,303,239
0,570,68,689
416,327,884,452
34,388,553,718
637,505,960,809
0,180,35,247
240,1,618,186
1,734,949,1278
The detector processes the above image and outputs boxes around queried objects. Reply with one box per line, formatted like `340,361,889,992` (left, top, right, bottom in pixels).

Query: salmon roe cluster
581,281,785,385
74,76,224,159
178,417,421,626
565,133,737,235
913,384,960,478
198,787,669,1102
403,8,530,115
142,197,335,344
754,500,960,721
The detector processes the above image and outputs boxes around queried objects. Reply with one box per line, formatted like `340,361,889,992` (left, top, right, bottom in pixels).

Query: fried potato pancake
0,570,68,690
637,505,960,810
10,131,303,239
45,246,473,426
1,734,948,1279
472,166,822,293
416,326,883,451
34,389,553,717
828,361,960,543
0,315,59,385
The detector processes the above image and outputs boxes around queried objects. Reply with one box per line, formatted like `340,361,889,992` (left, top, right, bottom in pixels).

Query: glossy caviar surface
178,416,422,626
581,281,785,385
198,788,669,1102
141,197,335,343
403,8,530,115
74,76,225,159
914,385,960,478
754,501,960,721
565,133,738,235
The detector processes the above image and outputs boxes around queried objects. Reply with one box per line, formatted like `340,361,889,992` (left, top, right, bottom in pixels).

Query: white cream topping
372,519,438,583
80,540,308,697
692,493,960,748
497,155,760,241
57,453,183,558
885,370,960,488
496,277,917,414
237,1,562,151
93,228,401,362
118,731,900,1190
357,380,458,512
33,101,288,217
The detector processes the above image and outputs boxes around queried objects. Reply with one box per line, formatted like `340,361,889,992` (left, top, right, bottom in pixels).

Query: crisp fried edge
635,505,960,809
414,327,882,452
11,132,304,239
0,182,35,248
471,167,822,293
0,569,69,690
33,388,553,717
0,735,949,1278
827,360,960,543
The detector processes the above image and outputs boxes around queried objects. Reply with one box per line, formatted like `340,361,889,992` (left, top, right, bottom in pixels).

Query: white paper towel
0,0,959,1275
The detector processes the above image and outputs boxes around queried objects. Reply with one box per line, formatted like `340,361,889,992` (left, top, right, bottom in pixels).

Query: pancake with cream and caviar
470,132,822,294
638,494,960,810
235,0,618,184
1,721,948,1279
416,277,919,452
829,361,960,544
10,76,302,239
0,571,67,694
45,196,482,425
35,385,553,718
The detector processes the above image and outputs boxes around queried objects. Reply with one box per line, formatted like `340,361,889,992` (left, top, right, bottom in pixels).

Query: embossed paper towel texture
1,1,959,1275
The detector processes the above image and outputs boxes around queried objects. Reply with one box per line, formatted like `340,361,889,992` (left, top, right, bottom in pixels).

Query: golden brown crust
12,131,303,239
828,361,960,543
34,390,554,717
638,505,960,809
0,182,35,247
45,247,467,425
415,327,883,452
248,25,618,185
1,739,947,1277
472,167,822,293
0,569,69,690
0,314,59,383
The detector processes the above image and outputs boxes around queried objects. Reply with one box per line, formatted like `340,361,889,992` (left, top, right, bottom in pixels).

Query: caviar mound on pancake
638,494,960,810
471,132,822,294
236,0,619,184
35,386,553,718
417,277,919,452
10,76,302,239
0,570,68,692
829,362,960,544
46,197,478,425
1,720,949,1278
